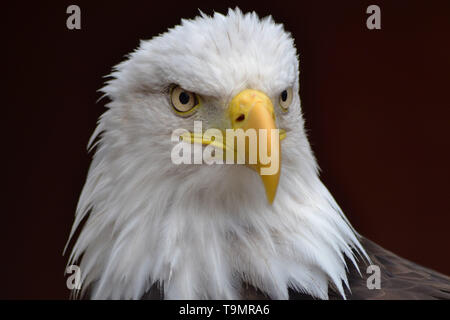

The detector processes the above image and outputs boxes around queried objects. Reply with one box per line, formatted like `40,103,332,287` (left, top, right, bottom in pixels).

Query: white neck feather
67,121,367,300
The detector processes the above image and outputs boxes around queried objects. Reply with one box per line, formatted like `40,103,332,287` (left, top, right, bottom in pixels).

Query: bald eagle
66,8,450,300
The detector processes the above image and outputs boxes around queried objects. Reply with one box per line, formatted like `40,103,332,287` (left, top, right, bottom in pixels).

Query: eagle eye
279,87,293,111
170,85,199,115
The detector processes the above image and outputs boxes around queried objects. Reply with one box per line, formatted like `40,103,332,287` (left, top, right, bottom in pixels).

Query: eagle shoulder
337,237,450,300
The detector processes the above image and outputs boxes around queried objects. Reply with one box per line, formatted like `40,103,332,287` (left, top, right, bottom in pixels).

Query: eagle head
67,8,366,300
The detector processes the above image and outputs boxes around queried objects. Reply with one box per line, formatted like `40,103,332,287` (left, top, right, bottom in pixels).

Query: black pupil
281,90,288,102
179,92,190,104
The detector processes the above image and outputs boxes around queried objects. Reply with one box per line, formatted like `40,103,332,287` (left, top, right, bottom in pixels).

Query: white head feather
66,8,367,300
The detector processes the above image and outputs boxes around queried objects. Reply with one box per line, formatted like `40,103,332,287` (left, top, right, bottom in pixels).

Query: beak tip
261,174,279,205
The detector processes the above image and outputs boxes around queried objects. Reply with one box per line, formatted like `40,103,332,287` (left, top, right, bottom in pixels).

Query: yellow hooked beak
181,89,283,204
228,89,281,204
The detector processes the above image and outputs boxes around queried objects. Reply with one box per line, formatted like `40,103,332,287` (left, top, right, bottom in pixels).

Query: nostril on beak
235,114,245,122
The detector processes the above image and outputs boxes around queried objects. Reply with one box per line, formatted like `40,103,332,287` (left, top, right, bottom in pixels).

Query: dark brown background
2,0,449,299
